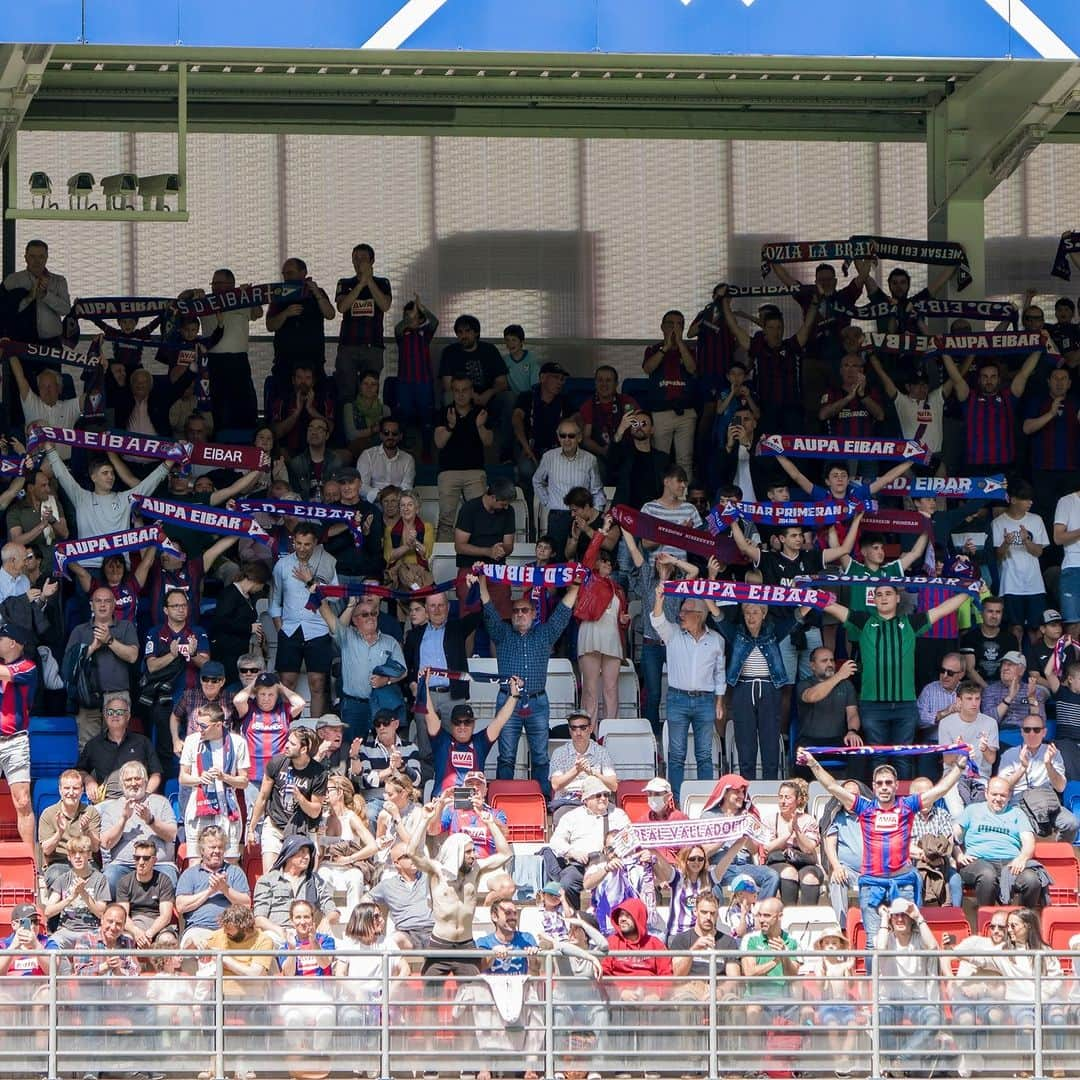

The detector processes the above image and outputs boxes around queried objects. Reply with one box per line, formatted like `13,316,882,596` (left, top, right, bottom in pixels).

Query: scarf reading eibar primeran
760,235,972,290
707,496,868,533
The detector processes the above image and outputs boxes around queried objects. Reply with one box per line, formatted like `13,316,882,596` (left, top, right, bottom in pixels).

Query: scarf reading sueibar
72,296,174,319
800,741,977,776
1051,232,1080,281
194,737,241,821
26,425,188,464
131,494,273,548
53,524,181,576
708,496,868,533
794,573,983,606
662,578,836,610
874,474,1008,501
760,235,972,291
0,338,102,371
612,814,774,856
174,281,302,317
478,563,587,587
307,579,458,611
865,329,1058,359
235,498,365,545
756,433,930,465
608,504,719,560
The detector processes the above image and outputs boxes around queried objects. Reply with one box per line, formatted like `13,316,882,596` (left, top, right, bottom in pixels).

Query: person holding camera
608,409,669,510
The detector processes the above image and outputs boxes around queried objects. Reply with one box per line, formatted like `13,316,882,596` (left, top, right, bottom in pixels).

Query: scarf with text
235,498,365,545
612,814,774,856
1051,232,1080,281
194,736,242,821
874,474,1008,501
26,425,188,464
608,504,720,560
53,524,181,576
174,281,303,317
760,235,972,290
799,741,976,776
131,494,273,548
0,456,30,477
858,509,932,534
865,329,1059,360
756,432,930,465
1049,636,1080,679
708,496,868,533
662,577,836,610
72,297,174,319
478,563,587,587
0,338,102,371
187,443,269,471
307,578,458,611
794,573,983,606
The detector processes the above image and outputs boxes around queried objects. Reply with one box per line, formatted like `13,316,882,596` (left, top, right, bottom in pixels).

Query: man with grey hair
650,567,726,799
532,416,605,557
0,542,29,604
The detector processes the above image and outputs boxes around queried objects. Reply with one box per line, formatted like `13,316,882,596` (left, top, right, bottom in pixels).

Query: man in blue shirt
476,897,540,974
955,776,1041,908
474,570,581,799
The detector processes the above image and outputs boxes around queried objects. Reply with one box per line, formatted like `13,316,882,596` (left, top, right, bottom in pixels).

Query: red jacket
573,529,628,626
600,897,672,994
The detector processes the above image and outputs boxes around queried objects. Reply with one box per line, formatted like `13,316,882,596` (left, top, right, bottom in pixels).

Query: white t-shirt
22,392,82,459
991,511,1049,596
937,711,999,779
894,387,944,454
202,308,253,353
180,732,250,830
1055,492,1080,572
639,499,703,560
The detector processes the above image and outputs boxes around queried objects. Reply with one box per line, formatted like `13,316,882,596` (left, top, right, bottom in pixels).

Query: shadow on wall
399,228,596,340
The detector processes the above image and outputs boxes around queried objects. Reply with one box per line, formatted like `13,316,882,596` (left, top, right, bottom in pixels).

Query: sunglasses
940,668,963,675
375,718,395,727
133,854,155,861
201,675,225,682
1022,726,1044,733
686,856,706,863
512,608,533,615
569,724,590,732
239,667,261,674
990,923,1008,930
557,432,578,439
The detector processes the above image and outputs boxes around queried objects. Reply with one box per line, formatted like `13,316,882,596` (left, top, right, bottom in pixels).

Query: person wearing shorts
0,623,39,850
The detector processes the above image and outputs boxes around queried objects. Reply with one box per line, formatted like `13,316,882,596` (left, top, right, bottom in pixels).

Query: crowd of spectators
2,235,1080,1076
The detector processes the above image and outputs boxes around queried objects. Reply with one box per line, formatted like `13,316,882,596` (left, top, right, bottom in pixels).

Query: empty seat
921,906,972,946
782,905,845,950
30,777,60,823
1034,841,1080,902
0,781,20,841
615,661,641,717
487,780,547,842
29,720,79,779
1042,907,1080,953
599,716,652,740
431,542,458,590
0,841,37,903
599,732,657,779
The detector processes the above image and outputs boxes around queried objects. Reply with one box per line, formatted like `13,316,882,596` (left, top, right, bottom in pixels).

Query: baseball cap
644,777,672,794
10,903,39,922
0,623,28,648
540,361,569,376
200,661,226,679
334,467,361,482
1042,609,1064,625
254,672,278,688
463,770,487,785
1001,651,1027,667
889,898,914,915
730,874,759,894
315,714,346,729
289,717,316,730
541,882,564,896
450,703,475,723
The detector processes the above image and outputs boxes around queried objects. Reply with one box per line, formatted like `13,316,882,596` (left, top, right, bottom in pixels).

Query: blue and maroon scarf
194,736,241,821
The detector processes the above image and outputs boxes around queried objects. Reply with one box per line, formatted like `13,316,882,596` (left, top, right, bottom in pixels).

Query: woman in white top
374,773,425,871
760,778,823,906
984,908,1065,1028
316,774,378,916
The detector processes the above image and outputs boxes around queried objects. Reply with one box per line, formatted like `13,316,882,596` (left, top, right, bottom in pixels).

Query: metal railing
1,946,1077,1079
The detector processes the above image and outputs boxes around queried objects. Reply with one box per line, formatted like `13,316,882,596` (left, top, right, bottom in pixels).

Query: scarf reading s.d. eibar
71,297,175,319
794,573,983,606
236,498,364,545
875,474,1008,501
53,524,181,576
1052,232,1080,280
661,578,836,610
478,563,587,587
755,433,930,465
174,281,303,317
760,235,972,291
131,494,274,548
799,742,977,776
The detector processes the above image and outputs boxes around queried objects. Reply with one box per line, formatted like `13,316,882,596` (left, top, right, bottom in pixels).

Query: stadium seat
679,780,718,818
1041,907,1080,955
976,905,1019,934
431,543,458,590
615,660,641,717
29,717,79,779
617,779,650,820
1034,841,1080,902
599,715,652,740
31,777,60,823
616,778,648,808
1064,779,1080,821
0,781,19,841
921,906,971,946
563,377,594,410
600,731,657,779
782,905,844,950
487,780,547,842
545,658,579,722
0,841,37,902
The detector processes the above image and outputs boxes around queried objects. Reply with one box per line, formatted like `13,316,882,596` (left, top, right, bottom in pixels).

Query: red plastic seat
241,844,263,894
921,905,971,946
1034,841,1080,903
0,782,19,842
616,779,647,809
1041,908,1080,972
976,905,1020,934
487,780,547,842
0,841,36,904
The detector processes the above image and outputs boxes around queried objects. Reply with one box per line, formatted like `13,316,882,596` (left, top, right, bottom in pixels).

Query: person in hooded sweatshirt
253,833,338,943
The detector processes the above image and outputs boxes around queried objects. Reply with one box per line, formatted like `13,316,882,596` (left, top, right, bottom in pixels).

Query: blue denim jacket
714,611,800,688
